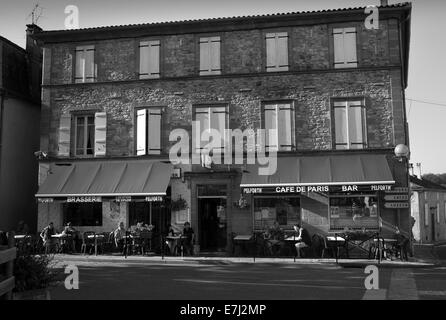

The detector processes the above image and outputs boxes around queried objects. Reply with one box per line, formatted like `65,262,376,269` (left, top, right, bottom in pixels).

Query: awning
241,154,395,190
36,160,172,198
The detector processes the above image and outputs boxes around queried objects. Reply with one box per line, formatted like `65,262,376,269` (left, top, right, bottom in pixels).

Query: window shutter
344,27,357,67
210,37,221,74
75,48,84,83
334,105,347,149
265,34,276,70
148,108,162,155
210,106,227,153
278,104,292,150
195,107,210,151
139,41,150,78
425,203,429,226
199,38,211,75
136,109,147,155
84,46,95,82
333,28,345,67
148,40,160,78
264,105,278,151
94,112,107,157
58,113,71,157
276,32,288,71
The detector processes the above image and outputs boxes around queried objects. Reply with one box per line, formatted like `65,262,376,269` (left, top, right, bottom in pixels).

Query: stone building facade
34,3,412,254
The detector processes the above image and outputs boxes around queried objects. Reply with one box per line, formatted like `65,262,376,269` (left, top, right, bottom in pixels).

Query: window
263,102,295,151
425,203,429,226
265,32,289,72
139,40,160,79
436,204,440,224
444,202,446,222
329,195,378,230
199,37,221,75
63,203,102,226
194,105,228,153
333,100,367,149
75,45,96,83
253,196,300,231
75,115,95,156
136,108,162,155
333,27,358,68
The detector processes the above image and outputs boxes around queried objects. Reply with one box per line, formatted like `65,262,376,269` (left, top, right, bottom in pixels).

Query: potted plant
12,251,59,300
171,196,188,212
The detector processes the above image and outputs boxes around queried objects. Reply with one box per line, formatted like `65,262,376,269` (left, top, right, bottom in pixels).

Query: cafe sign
67,196,102,203
145,196,163,202
37,198,54,203
242,184,393,194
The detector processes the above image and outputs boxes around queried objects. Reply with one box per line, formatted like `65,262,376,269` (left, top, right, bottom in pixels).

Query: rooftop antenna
27,3,44,25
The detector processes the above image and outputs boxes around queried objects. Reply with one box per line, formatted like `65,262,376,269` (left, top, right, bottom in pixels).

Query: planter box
13,288,51,300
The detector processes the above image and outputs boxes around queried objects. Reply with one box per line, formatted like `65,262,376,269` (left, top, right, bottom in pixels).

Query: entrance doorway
198,197,227,251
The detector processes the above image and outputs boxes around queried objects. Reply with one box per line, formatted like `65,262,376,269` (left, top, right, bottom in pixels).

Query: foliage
171,196,188,212
13,251,58,292
422,173,446,186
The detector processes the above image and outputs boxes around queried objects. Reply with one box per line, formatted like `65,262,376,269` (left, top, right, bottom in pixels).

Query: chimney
380,0,389,6
416,163,422,179
25,24,43,102
409,163,414,176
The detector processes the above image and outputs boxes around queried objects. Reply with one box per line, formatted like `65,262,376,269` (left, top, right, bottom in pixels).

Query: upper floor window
75,115,95,156
139,40,160,79
265,32,289,72
199,37,221,75
58,112,106,157
75,45,96,83
136,107,162,155
263,102,295,151
333,27,358,68
194,105,228,153
333,100,366,150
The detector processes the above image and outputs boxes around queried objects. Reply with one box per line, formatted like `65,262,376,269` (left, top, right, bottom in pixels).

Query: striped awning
36,160,172,198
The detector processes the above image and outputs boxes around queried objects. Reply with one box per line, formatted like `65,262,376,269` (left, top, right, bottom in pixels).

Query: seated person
265,221,285,255
294,224,312,258
40,222,57,253
61,222,78,253
181,222,195,256
114,222,127,253
164,224,177,255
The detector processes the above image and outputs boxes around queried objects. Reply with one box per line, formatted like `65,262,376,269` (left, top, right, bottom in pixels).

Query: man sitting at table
294,224,312,258
40,222,57,253
265,221,285,255
395,227,409,261
61,222,78,253
181,222,195,256
114,222,127,254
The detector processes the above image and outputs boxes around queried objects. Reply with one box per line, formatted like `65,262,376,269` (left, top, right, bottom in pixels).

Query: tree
422,173,446,185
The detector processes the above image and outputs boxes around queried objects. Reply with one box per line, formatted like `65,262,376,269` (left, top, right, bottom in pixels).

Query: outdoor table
232,235,253,256
87,234,105,256
166,235,187,256
14,235,27,240
326,236,345,242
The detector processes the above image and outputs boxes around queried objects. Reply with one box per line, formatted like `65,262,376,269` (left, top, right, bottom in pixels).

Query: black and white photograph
0,0,445,308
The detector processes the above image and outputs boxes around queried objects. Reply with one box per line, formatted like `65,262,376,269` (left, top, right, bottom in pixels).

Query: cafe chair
321,236,339,258
81,231,95,255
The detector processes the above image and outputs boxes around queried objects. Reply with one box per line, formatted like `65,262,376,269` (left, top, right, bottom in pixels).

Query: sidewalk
49,253,436,268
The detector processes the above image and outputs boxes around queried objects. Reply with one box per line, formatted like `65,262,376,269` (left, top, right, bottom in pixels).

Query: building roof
410,175,446,191
36,2,411,35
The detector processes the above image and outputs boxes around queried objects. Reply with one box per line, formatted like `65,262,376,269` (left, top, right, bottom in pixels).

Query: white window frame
333,27,358,68
74,115,95,156
135,107,162,155
74,45,96,83
262,102,295,152
139,40,160,79
199,36,221,76
333,100,367,150
265,32,289,72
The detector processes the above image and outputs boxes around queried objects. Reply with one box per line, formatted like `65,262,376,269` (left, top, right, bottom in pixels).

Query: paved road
47,258,446,300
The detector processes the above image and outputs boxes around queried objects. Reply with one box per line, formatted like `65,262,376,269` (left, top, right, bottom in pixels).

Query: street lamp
394,144,410,161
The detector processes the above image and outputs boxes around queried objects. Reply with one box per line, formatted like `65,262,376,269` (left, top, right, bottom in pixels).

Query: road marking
388,268,419,300
362,289,387,300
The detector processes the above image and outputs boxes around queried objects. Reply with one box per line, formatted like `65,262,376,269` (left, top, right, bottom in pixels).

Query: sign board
385,187,409,194
37,198,54,203
384,202,410,209
242,184,393,194
67,196,102,203
145,196,163,202
384,194,409,201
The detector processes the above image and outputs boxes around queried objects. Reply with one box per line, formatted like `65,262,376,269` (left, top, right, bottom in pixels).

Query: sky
0,0,445,174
